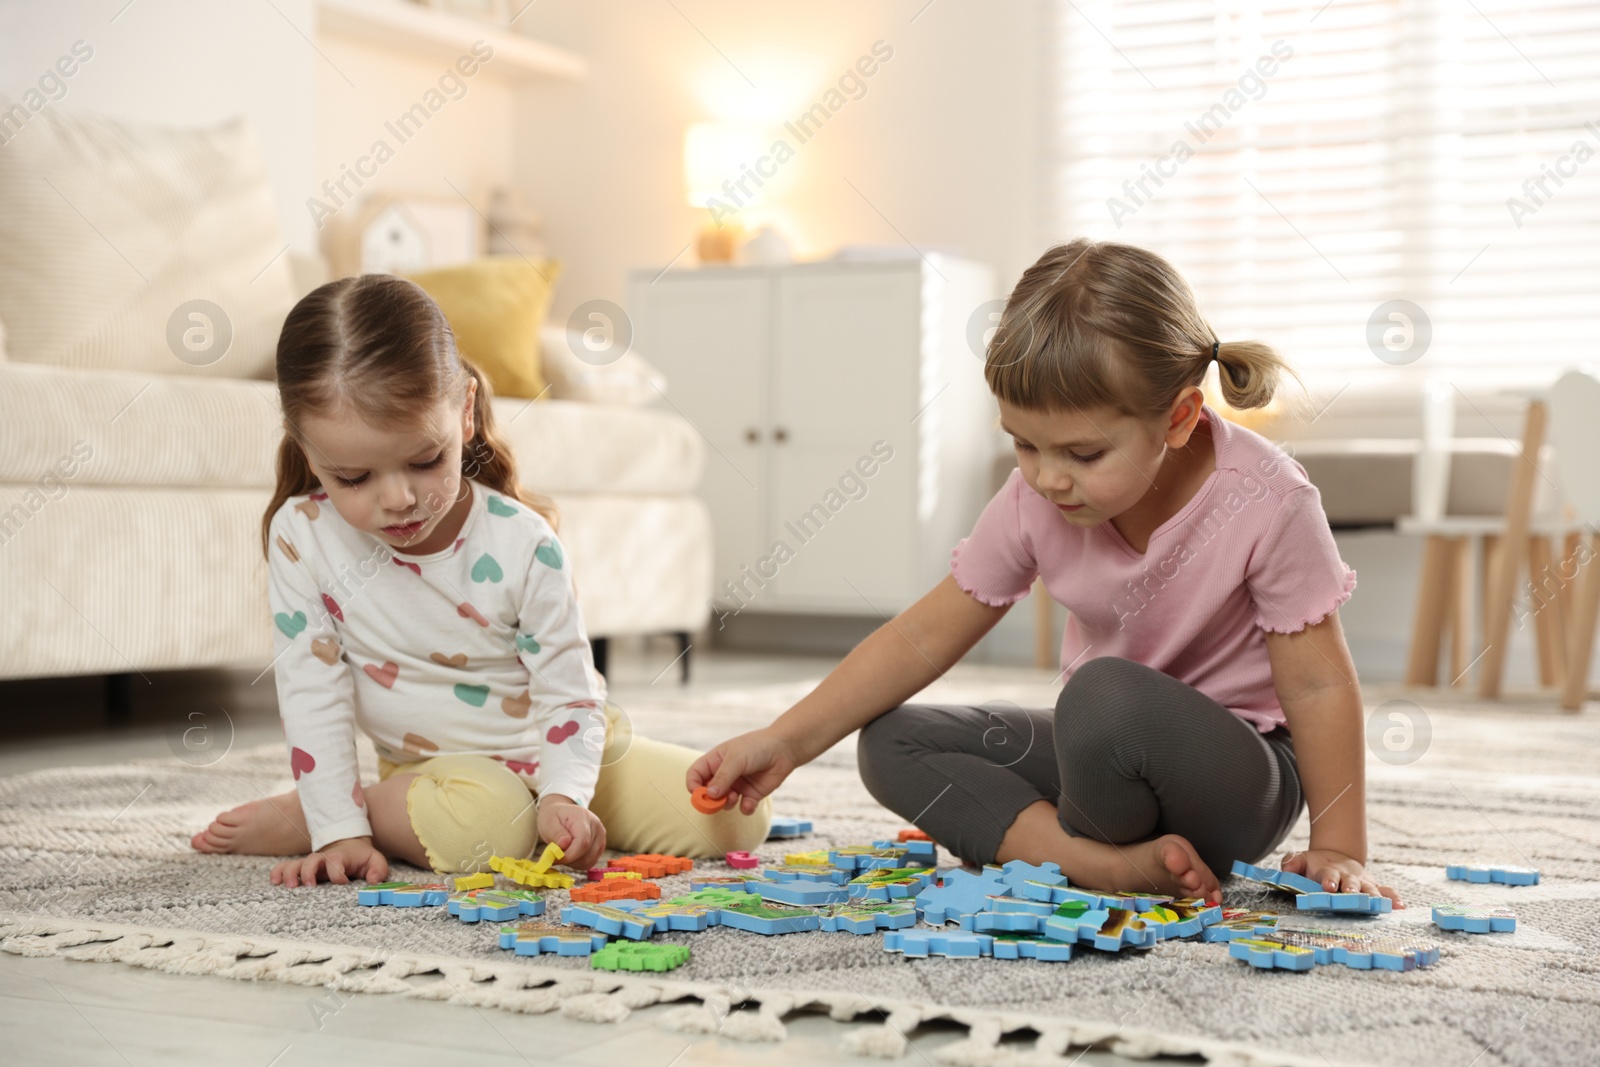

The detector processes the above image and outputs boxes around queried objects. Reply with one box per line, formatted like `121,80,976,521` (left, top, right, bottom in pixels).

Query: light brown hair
985,238,1299,417
260,273,553,558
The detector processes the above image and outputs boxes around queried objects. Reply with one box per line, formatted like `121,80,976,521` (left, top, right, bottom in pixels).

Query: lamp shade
684,122,769,208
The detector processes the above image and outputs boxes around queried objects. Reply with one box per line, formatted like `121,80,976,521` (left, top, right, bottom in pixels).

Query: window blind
1041,0,1600,391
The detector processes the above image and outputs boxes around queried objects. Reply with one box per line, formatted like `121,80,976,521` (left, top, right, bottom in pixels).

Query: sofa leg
590,637,608,679
105,672,134,726
675,631,691,685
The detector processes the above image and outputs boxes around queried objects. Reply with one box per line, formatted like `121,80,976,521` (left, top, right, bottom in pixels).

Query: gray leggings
856,656,1304,875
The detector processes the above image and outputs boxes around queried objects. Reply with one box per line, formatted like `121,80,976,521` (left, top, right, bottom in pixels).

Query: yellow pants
376,704,771,873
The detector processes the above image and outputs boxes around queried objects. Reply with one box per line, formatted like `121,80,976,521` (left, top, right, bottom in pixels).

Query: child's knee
856,707,919,798
406,757,539,872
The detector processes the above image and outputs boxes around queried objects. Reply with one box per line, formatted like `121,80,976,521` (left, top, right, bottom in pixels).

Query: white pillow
539,325,667,406
0,103,295,380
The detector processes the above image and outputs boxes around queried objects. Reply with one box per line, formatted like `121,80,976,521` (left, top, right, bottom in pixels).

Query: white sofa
0,309,714,682
0,107,711,684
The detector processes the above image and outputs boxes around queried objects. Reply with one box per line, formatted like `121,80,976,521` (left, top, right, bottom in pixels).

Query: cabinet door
629,273,770,605
766,266,921,612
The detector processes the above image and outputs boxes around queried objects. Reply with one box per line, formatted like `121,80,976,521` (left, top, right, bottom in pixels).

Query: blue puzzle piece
982,860,1068,896
1231,860,1324,896
1136,899,1224,940
357,881,450,907
1296,891,1393,915
448,889,547,923
560,899,657,940
818,900,918,934
688,874,766,893
754,879,850,906
915,868,1013,925
1257,929,1441,971
1229,936,1316,971
766,817,813,839
872,838,937,865
1446,864,1539,886
884,929,994,959
762,864,852,885
959,895,1054,933
828,845,914,872
1434,904,1517,933
715,898,822,935
1200,910,1282,943
989,932,1074,962
1042,902,1158,951
846,867,935,902
497,922,609,957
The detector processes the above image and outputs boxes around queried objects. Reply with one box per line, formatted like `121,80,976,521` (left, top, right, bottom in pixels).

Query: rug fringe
0,911,1330,1066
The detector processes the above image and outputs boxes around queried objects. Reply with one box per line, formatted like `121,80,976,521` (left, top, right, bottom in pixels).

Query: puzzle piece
1296,891,1393,915
1230,859,1323,896
884,929,994,959
453,872,494,891
896,828,932,842
490,855,574,889
783,849,831,867
448,888,548,923
725,851,759,869
754,879,850,906
916,868,1013,925
1137,898,1223,940
1200,909,1282,943
965,896,1055,934
688,873,766,893
872,839,936,866
764,864,851,885
988,932,1075,962
846,867,936,902
982,860,1067,897
1446,864,1539,886
766,816,813,838
356,881,450,907
1258,929,1441,971
1043,901,1158,951
1017,880,1171,912
1433,904,1517,933
568,879,663,904
497,919,608,957
630,895,729,932
611,853,694,879
529,841,565,874
828,845,914,872
591,941,691,973
818,900,918,934
587,866,624,881
715,896,822,935
690,786,729,814
560,899,658,940
1229,936,1317,971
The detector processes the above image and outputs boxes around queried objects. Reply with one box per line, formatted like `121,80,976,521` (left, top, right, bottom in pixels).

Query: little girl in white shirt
192,273,769,886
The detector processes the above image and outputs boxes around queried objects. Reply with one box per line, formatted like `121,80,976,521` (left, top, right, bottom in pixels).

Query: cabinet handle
745,428,760,444
774,428,789,444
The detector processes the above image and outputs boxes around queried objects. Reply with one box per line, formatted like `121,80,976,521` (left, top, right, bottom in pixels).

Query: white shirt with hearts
266,478,608,852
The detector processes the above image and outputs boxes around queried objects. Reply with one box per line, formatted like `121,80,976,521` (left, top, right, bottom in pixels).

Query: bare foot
190,791,313,856
1068,833,1222,904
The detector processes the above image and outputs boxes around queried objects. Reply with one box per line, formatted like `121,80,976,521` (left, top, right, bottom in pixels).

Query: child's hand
687,728,798,816
536,794,606,871
1281,848,1404,909
271,836,389,888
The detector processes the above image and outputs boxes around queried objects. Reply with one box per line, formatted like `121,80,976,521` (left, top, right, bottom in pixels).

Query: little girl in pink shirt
689,238,1401,908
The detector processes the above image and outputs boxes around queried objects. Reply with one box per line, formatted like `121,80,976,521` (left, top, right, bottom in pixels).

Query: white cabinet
628,256,998,616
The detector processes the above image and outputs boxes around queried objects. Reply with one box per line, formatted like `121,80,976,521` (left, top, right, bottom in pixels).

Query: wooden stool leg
1529,535,1562,689
1446,537,1471,686
1561,531,1600,712
1033,576,1054,669
1558,531,1581,634
1480,399,1546,698
1406,535,1452,687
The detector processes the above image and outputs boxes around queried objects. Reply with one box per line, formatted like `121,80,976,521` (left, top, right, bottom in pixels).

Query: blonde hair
260,273,555,559
985,238,1299,418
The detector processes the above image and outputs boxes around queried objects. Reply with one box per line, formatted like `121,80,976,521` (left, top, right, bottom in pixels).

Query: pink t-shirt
951,404,1356,733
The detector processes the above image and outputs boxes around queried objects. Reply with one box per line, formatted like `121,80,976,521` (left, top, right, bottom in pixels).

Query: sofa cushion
0,362,703,495
0,106,295,381
405,256,561,400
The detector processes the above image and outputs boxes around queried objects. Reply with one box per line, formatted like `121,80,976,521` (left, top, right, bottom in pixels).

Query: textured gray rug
2,674,1599,1066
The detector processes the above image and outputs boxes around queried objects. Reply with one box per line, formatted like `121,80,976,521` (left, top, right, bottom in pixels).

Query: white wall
0,0,317,252
506,0,1042,324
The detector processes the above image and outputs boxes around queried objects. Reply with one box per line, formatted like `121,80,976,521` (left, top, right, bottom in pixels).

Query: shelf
317,0,586,81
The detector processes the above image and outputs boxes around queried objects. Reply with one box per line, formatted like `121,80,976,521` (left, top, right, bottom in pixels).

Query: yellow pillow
405,255,562,399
